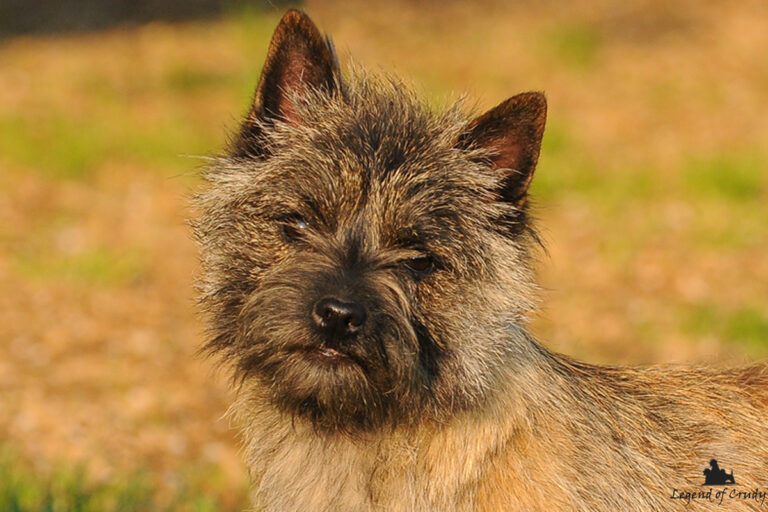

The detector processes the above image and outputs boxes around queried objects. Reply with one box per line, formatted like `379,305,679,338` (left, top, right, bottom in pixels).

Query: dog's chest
250,429,476,512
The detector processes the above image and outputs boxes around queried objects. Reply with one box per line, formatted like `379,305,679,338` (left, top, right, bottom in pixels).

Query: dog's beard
230,268,435,432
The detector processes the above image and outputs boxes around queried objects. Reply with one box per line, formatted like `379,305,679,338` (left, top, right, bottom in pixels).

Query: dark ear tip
277,8,320,35
511,91,547,117
279,8,311,24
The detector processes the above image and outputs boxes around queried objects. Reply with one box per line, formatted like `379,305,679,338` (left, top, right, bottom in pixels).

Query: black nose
312,297,366,338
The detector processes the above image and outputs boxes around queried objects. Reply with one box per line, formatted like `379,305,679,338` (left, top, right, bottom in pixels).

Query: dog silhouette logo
703,459,736,486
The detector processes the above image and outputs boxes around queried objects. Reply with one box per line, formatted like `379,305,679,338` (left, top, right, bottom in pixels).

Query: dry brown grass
1,0,766,504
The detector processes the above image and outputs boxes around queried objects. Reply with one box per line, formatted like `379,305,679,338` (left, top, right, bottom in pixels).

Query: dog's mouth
311,346,348,361
296,344,362,366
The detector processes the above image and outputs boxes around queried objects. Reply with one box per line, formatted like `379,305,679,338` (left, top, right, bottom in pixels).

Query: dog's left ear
233,9,341,158
459,92,547,208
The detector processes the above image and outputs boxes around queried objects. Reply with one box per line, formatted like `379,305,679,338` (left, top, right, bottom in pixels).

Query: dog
194,9,768,511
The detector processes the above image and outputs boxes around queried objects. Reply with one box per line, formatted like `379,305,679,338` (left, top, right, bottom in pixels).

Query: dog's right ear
232,9,341,158
457,92,546,209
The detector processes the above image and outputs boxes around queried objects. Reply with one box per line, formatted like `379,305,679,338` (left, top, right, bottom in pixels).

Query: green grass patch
164,67,236,94
0,448,247,512
682,150,766,202
681,303,719,339
686,201,768,250
533,119,598,200
13,246,146,287
544,22,603,70
723,308,768,355
0,115,110,179
533,119,661,208
682,303,768,357
0,108,217,179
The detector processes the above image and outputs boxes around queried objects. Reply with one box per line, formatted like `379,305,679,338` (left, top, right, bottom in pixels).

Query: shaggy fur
194,9,768,511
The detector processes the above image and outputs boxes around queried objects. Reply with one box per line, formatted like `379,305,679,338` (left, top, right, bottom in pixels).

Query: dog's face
196,10,546,432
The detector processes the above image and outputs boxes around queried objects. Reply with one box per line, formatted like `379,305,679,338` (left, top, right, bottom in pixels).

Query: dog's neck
233,344,569,512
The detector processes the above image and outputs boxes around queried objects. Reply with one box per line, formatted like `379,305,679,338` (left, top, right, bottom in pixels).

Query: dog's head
195,10,546,432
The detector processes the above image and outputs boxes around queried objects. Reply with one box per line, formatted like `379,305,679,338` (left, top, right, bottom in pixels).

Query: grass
682,304,768,358
682,150,766,202
0,448,247,512
13,247,146,287
0,108,215,179
545,22,603,69
0,115,109,179
534,119,663,210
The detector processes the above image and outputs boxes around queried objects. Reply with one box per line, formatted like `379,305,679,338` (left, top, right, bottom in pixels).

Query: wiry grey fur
196,74,540,430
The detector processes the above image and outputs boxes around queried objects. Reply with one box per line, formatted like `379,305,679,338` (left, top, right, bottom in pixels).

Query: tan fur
232,357,768,511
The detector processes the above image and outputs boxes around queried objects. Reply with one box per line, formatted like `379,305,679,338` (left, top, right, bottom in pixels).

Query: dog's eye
403,255,434,274
282,217,310,241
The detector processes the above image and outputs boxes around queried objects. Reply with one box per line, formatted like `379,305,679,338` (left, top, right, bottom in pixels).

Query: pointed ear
233,9,341,157
459,92,547,207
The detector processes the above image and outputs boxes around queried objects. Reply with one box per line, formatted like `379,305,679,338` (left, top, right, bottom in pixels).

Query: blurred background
1,0,767,509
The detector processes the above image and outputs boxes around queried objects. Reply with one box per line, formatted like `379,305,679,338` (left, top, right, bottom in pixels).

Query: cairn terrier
195,9,768,511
